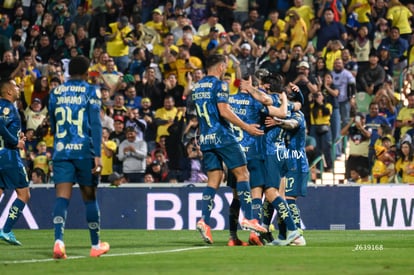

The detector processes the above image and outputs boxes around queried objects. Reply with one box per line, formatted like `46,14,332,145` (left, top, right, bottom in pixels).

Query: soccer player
0,80,30,245
192,54,266,244
270,109,309,246
241,76,301,246
227,75,289,246
48,56,109,259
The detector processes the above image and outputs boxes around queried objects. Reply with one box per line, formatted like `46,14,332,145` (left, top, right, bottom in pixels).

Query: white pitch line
0,246,210,265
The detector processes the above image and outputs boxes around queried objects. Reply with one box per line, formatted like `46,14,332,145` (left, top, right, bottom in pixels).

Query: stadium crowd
0,0,413,184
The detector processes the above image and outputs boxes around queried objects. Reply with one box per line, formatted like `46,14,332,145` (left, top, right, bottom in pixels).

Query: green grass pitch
0,230,413,274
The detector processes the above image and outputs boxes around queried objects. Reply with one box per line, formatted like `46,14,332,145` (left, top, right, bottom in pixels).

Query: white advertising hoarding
360,185,414,230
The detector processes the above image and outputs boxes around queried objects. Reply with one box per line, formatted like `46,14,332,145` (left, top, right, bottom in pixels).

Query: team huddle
192,54,309,246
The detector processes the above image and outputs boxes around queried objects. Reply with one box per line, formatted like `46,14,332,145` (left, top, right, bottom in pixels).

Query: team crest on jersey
2,107,10,115
56,142,64,152
221,83,228,91
96,88,102,99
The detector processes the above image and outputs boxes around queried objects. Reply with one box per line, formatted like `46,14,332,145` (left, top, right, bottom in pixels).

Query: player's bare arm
240,77,273,106
267,91,288,118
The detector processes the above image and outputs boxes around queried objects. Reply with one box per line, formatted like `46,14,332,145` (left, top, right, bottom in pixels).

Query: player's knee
235,169,249,182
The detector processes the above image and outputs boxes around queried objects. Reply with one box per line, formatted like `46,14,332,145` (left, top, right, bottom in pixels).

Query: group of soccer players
0,53,307,259
0,56,109,258
193,54,309,246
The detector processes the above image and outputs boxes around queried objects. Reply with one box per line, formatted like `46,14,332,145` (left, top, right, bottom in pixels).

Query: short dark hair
50,76,61,84
205,54,226,70
12,34,21,42
69,55,90,76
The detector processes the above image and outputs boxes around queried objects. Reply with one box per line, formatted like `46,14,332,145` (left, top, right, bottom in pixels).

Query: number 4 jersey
48,79,102,160
192,76,238,151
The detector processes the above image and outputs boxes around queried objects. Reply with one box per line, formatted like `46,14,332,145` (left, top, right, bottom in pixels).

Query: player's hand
17,135,26,149
265,116,281,127
92,157,102,175
244,124,264,136
240,77,253,93
289,82,300,92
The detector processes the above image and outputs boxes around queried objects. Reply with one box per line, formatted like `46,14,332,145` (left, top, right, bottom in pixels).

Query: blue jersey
48,79,102,160
0,99,25,169
192,75,238,151
285,111,309,173
228,91,266,160
264,94,286,155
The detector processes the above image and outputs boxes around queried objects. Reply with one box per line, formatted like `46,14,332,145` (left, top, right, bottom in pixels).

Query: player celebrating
48,56,109,259
192,54,266,244
265,107,309,246
227,74,289,246
241,74,301,246
0,80,30,245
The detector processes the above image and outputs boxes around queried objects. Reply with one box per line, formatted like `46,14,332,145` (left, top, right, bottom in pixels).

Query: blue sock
201,186,216,225
271,196,296,231
236,181,252,219
53,197,69,241
229,198,240,239
287,199,301,229
85,200,101,246
251,198,263,222
3,198,25,233
262,200,274,227
277,214,286,239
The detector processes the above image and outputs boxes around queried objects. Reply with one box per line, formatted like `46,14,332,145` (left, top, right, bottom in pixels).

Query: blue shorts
203,143,247,172
285,171,308,197
0,167,29,189
227,158,266,189
264,147,288,189
52,159,99,186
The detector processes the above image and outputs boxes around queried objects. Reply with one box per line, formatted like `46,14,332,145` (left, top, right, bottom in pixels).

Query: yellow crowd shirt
396,106,414,137
323,49,343,71
263,19,286,35
349,0,372,23
106,22,132,57
387,5,413,35
155,108,183,142
170,56,203,87
102,140,117,176
289,18,308,50
310,103,332,125
266,33,288,51
285,5,314,31
33,153,50,174
371,159,390,183
395,158,414,183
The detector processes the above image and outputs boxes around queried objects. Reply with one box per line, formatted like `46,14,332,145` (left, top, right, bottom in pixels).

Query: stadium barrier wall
0,185,412,230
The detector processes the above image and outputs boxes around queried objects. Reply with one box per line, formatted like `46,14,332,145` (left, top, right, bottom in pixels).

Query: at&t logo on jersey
56,142,84,151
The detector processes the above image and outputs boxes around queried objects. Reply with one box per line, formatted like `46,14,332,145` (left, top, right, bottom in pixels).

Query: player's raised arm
267,91,288,118
240,77,274,106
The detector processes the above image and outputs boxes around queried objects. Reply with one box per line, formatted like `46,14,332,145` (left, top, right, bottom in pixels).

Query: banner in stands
360,185,414,230
1,185,400,230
